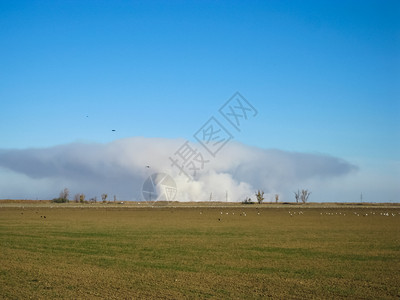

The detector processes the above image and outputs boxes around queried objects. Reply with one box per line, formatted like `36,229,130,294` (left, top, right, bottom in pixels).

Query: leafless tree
101,193,108,203
275,194,279,203
59,188,69,201
74,193,80,203
255,190,264,204
294,190,300,203
301,189,311,204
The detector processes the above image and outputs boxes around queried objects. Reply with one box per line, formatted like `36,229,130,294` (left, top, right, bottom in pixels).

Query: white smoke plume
0,137,357,201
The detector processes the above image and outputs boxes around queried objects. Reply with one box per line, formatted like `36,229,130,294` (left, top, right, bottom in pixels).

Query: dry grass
1,205,399,299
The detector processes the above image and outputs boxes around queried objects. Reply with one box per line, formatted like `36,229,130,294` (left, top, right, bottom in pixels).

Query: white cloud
0,137,359,201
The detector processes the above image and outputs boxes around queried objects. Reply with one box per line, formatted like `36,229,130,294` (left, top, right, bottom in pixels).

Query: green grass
0,206,399,299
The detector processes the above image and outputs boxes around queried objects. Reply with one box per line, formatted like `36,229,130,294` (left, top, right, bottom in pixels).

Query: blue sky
0,1,399,201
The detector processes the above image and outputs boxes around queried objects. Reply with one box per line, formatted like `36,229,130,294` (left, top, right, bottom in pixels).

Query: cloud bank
0,137,357,201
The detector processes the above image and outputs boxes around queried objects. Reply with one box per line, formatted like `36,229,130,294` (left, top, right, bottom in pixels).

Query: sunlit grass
1,206,399,299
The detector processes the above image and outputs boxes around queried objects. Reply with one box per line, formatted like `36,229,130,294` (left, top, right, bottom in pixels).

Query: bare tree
294,190,300,203
59,188,69,201
79,194,85,203
74,193,80,203
101,193,108,203
301,189,311,204
275,194,279,203
255,190,264,204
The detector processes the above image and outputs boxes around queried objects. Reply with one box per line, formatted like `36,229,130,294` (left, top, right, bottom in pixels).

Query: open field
1,204,400,299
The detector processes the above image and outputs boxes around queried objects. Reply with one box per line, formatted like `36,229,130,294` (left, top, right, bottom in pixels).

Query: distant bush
51,197,69,203
53,188,70,203
59,188,69,201
242,197,254,204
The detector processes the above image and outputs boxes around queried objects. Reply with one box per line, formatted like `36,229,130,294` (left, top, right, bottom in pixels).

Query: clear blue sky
0,1,399,201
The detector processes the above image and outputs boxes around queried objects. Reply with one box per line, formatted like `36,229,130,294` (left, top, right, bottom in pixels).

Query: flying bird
112,129,116,132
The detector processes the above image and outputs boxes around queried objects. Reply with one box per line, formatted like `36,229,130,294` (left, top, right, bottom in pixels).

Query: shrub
51,197,69,203
242,197,254,204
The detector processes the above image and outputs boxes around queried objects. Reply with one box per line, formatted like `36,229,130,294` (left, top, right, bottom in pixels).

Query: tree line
242,189,311,204
52,188,117,203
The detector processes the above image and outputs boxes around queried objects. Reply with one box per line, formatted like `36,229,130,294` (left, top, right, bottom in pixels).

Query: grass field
1,204,399,299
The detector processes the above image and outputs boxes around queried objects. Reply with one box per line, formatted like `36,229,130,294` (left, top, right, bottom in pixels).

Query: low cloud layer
0,137,357,201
